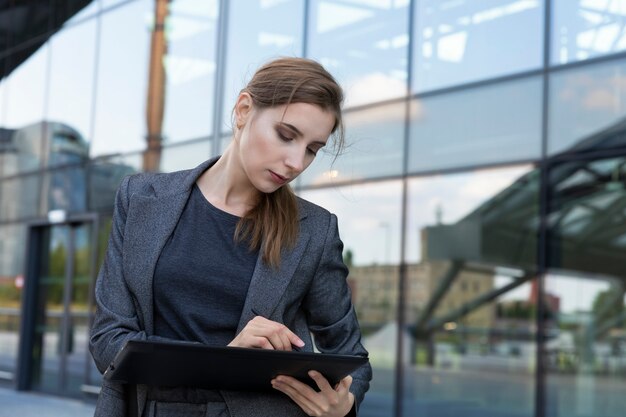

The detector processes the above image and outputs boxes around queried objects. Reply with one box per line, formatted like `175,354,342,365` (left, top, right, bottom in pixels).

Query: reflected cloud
260,0,291,9
472,0,539,25
583,88,619,110
316,2,375,34
258,32,295,48
167,16,213,41
437,31,467,63
346,72,406,107
164,56,215,85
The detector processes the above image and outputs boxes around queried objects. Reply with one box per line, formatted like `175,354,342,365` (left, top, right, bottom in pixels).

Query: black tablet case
104,340,369,392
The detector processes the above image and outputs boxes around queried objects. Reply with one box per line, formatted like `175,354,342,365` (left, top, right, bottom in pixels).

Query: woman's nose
284,148,305,174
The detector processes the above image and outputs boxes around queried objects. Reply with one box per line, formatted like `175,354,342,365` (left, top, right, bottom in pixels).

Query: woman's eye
277,130,293,142
307,147,318,156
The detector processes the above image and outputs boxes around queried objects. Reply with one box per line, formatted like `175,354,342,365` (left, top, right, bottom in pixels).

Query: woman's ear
234,92,254,130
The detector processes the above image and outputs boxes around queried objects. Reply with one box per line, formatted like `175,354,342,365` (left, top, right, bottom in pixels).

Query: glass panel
159,140,211,173
4,44,48,139
552,0,626,65
0,224,27,375
0,174,41,222
222,0,305,132
101,0,129,10
1,123,46,176
546,156,626,417
47,19,97,149
87,155,139,212
162,0,219,143
300,181,403,417
0,68,6,126
308,0,409,107
404,165,539,417
47,122,90,169
409,76,542,173
66,223,93,395
412,0,544,93
91,0,153,156
41,167,88,215
299,100,406,187
548,59,626,155
32,226,69,392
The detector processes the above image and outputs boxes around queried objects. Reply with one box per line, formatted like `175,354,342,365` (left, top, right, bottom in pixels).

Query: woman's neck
195,146,259,216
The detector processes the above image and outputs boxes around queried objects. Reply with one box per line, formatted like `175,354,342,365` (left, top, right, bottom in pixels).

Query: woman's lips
269,170,288,185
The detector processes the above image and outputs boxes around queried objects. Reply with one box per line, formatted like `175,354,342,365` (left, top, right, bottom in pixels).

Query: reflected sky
2,46,48,129
549,59,626,155
47,21,97,142
308,0,409,107
552,0,626,64
300,181,403,266
413,0,543,92
406,164,533,263
91,0,153,156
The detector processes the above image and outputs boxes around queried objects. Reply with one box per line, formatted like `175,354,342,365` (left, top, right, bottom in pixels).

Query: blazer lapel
237,231,311,333
123,158,217,333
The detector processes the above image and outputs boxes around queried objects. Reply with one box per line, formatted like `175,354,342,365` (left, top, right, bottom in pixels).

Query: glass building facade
1,1,626,416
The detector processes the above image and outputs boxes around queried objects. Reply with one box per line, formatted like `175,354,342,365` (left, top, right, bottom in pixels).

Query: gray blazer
89,157,372,417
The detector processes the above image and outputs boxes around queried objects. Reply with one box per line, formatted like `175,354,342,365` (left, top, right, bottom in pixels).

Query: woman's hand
227,316,305,351
271,371,354,417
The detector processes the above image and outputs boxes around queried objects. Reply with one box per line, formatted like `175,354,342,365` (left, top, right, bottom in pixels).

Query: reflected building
1,1,626,417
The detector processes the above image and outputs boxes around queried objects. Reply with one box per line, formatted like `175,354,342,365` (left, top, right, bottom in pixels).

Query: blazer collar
150,157,309,221
125,157,310,336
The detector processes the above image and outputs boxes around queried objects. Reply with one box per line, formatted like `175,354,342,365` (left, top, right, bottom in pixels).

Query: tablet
103,340,369,392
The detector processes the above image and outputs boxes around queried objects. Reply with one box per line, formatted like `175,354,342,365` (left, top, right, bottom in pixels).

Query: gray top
153,184,257,346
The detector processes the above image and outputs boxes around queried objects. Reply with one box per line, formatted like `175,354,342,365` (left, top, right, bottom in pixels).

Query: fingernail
296,339,305,347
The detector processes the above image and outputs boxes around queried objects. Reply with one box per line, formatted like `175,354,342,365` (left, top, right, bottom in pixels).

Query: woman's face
235,96,335,194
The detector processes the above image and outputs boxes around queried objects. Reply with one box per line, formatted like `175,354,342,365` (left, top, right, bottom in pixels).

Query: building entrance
17,214,101,397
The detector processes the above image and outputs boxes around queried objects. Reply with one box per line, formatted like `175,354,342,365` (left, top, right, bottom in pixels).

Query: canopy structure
417,119,626,335
0,0,92,80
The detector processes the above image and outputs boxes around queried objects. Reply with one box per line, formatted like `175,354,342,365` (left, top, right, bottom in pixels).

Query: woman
89,57,372,417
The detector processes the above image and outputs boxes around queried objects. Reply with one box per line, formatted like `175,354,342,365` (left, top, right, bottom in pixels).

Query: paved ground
0,387,95,417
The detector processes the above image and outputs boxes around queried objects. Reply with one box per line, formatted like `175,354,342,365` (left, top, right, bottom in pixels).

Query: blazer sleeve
302,213,373,414
88,175,171,374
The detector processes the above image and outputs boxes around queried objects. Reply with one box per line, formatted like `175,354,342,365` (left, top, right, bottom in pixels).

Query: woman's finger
272,377,321,415
229,316,304,350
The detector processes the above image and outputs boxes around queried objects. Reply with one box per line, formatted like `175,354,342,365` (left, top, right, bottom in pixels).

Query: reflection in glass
308,0,409,107
222,0,304,133
91,0,153,156
66,223,94,395
552,0,626,65
548,60,626,155
0,174,40,221
42,167,88,215
301,181,403,417
1,122,88,176
4,45,48,130
87,155,138,212
159,139,211,173
299,101,406,187
0,224,27,374
32,226,70,392
47,19,97,146
403,165,538,417
546,157,626,417
409,76,542,173
162,0,219,143
412,0,543,93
